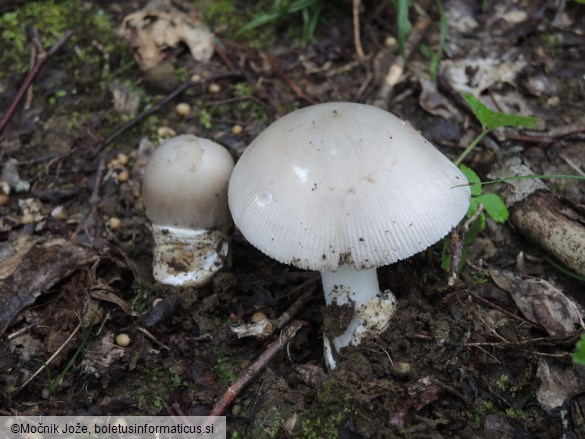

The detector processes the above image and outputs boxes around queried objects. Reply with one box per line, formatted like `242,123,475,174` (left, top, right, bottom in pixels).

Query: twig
267,54,317,105
15,321,82,394
70,158,106,243
207,95,275,116
273,280,318,329
448,205,485,286
231,279,316,339
94,71,242,155
208,320,305,417
0,29,73,135
467,290,543,329
352,0,365,59
136,326,171,351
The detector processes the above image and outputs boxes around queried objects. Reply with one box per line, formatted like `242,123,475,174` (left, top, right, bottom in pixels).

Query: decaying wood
510,191,585,276
491,158,585,277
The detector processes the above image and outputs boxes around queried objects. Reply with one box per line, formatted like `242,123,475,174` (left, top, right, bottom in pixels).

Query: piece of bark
490,158,585,277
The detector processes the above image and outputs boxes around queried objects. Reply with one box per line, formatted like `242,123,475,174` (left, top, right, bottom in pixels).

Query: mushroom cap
142,135,234,229
228,102,471,272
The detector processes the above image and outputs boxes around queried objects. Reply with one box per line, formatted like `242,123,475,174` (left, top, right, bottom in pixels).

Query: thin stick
273,280,317,329
267,54,317,105
0,29,73,135
352,0,365,59
467,290,542,329
94,71,242,155
15,322,82,394
208,320,304,417
448,205,485,286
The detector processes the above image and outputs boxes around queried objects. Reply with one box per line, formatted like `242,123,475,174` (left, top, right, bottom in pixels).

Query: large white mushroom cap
228,102,470,272
143,134,234,230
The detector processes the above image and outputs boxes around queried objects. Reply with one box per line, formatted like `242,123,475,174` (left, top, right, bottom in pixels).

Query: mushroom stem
321,266,397,369
151,224,230,287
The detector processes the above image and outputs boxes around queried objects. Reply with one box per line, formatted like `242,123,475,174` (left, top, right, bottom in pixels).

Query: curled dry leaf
490,268,585,336
0,238,97,336
441,53,527,95
120,0,214,70
536,358,585,413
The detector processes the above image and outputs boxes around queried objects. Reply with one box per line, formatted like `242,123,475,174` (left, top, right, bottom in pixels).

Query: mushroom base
321,266,397,369
151,224,230,287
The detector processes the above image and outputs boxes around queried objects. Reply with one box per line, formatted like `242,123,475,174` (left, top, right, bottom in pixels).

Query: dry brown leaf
80,330,127,379
441,53,527,95
536,358,585,413
490,269,584,336
0,238,97,336
120,0,214,70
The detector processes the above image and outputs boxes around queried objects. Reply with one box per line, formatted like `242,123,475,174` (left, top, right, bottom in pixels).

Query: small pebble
176,102,192,116
51,205,68,220
21,213,34,224
251,311,268,323
384,36,398,47
117,153,129,166
117,170,129,183
108,158,120,169
115,333,131,347
231,124,243,135
208,83,221,93
0,181,10,195
108,217,122,230
390,361,412,377
157,126,177,138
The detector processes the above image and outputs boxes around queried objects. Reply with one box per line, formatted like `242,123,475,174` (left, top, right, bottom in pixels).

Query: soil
1,1,585,438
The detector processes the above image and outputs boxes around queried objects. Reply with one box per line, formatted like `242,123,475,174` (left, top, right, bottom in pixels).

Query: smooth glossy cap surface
143,135,234,229
228,102,470,271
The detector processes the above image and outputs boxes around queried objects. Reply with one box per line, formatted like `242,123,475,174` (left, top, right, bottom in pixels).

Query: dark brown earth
1,0,585,438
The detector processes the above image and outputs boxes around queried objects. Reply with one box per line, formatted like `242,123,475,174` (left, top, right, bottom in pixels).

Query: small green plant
574,333,585,365
239,0,324,46
213,356,236,383
40,324,93,395
441,93,537,272
300,406,349,439
395,0,446,80
441,163,508,271
418,0,447,80
395,0,412,57
455,93,538,166
198,109,213,129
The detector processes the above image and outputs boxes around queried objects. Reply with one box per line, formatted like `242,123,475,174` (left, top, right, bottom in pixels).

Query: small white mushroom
142,135,234,287
228,102,470,369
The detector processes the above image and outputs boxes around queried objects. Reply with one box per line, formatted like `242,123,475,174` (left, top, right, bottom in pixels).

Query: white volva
228,103,470,369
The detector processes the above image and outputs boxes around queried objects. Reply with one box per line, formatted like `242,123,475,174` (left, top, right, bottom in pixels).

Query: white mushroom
228,102,470,369
142,135,234,287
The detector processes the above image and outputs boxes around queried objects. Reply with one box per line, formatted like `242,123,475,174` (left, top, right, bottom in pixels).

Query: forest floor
1,0,585,437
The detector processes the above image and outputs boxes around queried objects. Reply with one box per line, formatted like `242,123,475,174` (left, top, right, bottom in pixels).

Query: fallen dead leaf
490,269,585,336
536,358,585,413
120,0,214,70
0,238,97,336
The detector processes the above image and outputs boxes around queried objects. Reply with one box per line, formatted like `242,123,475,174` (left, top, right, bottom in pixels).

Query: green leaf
574,334,585,365
474,193,509,223
467,197,480,217
464,214,486,245
460,164,482,197
396,0,412,57
462,93,538,131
